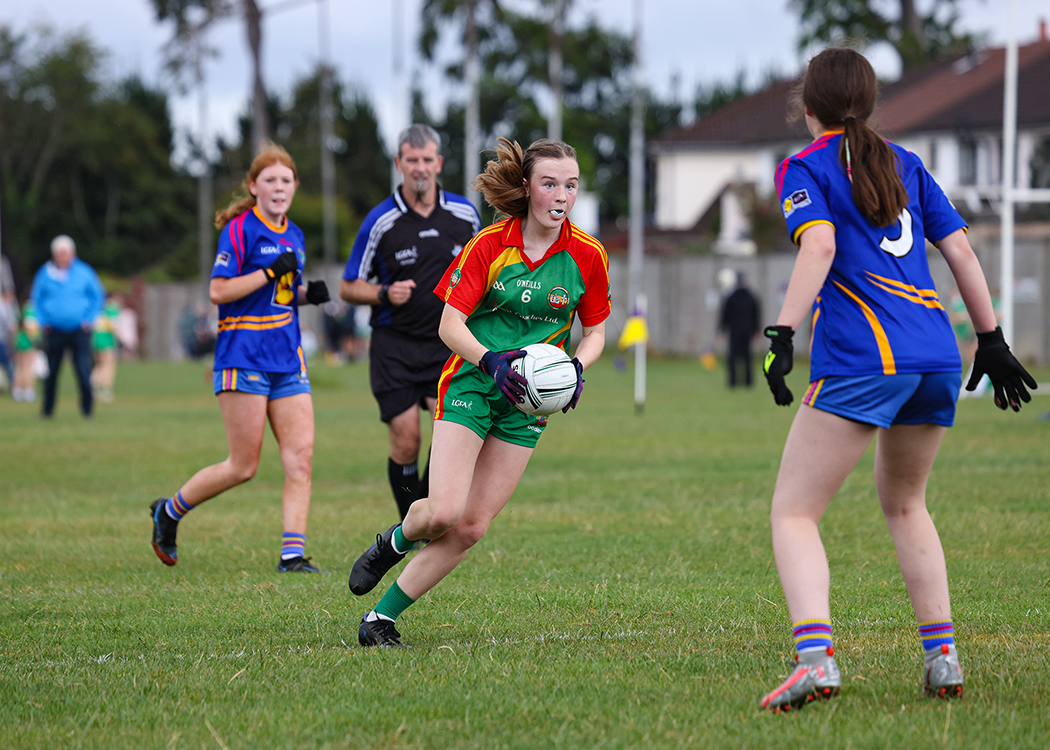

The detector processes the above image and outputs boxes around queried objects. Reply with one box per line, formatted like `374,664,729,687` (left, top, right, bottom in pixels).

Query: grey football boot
924,644,964,699
761,647,841,712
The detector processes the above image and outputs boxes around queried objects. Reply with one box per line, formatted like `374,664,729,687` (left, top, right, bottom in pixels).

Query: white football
510,343,579,416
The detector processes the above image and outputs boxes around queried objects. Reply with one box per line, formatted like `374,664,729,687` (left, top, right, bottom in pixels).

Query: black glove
562,357,584,413
967,326,1037,411
263,251,298,281
478,349,528,405
763,325,795,406
305,280,330,305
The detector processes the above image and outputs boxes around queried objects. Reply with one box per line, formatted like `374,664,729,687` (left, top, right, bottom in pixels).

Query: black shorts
369,327,451,422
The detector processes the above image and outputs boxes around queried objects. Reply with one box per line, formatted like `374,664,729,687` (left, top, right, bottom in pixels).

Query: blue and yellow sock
164,491,192,522
371,581,416,622
793,619,834,656
281,532,306,560
919,620,955,655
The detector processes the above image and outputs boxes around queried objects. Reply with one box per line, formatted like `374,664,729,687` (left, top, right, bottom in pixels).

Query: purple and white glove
562,357,584,413
479,349,528,405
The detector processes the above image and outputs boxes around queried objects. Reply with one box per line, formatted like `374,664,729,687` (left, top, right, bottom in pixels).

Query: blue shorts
213,368,311,399
802,372,960,428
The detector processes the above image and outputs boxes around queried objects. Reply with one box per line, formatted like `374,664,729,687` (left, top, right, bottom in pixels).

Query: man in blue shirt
30,235,104,418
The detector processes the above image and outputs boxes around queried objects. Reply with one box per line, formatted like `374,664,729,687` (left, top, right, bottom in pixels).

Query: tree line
0,0,973,295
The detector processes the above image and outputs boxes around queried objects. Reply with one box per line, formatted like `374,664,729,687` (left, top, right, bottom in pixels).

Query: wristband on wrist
377,285,389,304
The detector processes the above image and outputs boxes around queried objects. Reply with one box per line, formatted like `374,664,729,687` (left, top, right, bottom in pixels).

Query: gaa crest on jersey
783,189,812,218
449,268,461,288
547,287,570,310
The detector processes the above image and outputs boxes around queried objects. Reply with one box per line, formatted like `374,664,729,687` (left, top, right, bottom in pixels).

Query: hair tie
842,116,856,123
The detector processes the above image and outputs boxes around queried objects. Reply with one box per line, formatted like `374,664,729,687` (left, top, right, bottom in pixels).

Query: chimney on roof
1040,18,1047,41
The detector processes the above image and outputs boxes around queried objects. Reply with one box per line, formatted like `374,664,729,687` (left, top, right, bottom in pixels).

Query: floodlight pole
391,0,404,191
1000,0,1018,344
628,0,646,414
548,0,566,142
318,0,337,267
197,57,214,304
464,0,481,210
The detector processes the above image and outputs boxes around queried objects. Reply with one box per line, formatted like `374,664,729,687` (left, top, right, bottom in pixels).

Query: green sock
374,581,416,621
392,524,410,554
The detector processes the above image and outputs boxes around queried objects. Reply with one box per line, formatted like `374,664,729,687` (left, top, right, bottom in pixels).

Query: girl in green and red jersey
347,138,611,647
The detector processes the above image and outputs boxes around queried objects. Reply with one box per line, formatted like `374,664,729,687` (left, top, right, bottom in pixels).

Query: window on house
1032,137,1050,188
959,139,977,185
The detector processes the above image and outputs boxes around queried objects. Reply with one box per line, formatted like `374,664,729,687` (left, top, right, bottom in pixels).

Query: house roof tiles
654,38,1050,150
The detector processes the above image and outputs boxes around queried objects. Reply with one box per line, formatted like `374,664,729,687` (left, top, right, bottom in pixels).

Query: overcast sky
7,0,1048,161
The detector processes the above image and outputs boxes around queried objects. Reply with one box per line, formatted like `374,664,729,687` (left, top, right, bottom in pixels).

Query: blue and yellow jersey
211,207,307,374
776,131,965,379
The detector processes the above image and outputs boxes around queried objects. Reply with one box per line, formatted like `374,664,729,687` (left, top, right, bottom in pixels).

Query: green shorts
435,361,548,448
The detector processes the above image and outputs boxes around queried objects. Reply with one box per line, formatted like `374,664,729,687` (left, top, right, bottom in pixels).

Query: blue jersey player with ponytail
149,142,333,575
758,48,1035,712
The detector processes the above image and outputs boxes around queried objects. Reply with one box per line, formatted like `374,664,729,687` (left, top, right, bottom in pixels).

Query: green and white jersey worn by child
432,216,610,446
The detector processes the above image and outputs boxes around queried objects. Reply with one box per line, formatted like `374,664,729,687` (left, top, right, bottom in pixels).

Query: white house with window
651,30,1050,249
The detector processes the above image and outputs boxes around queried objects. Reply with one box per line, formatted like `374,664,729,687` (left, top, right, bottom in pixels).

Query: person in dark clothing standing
340,124,481,520
718,270,760,388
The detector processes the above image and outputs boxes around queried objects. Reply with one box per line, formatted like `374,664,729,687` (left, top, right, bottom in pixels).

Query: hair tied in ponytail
842,116,856,123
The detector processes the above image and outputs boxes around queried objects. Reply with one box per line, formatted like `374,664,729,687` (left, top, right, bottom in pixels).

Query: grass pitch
1,356,1048,749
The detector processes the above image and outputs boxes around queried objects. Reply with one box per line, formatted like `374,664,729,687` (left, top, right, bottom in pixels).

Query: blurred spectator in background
718,269,760,388
115,293,139,358
0,288,16,394
948,286,995,399
91,291,122,402
29,235,104,418
12,298,41,403
179,302,217,360
321,298,361,365
0,255,14,394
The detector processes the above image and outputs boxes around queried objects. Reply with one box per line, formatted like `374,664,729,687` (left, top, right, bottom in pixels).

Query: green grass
2,356,1049,749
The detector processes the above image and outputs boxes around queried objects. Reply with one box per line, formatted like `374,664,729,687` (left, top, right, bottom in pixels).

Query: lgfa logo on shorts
547,287,570,310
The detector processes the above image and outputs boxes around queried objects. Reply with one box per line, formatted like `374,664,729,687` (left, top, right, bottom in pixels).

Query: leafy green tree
209,69,391,263
150,0,270,150
0,25,195,286
789,0,982,71
415,4,678,225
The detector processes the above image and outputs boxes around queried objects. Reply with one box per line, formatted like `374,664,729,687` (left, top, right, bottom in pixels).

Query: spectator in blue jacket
29,235,104,418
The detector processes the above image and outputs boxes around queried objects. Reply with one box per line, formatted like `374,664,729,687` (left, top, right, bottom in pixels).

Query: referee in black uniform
340,124,481,519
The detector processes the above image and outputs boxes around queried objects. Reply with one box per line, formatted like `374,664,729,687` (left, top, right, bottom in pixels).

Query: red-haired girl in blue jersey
149,142,332,574
758,48,1035,712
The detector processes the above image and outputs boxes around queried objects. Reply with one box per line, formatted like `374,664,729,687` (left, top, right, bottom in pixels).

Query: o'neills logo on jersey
449,268,462,288
547,287,570,310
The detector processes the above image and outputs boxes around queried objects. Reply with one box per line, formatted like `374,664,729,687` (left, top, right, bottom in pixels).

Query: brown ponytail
214,141,300,229
473,137,578,218
802,48,908,228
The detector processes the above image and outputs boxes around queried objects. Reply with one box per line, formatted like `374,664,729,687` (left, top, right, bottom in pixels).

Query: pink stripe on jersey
228,213,248,273
775,131,840,195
